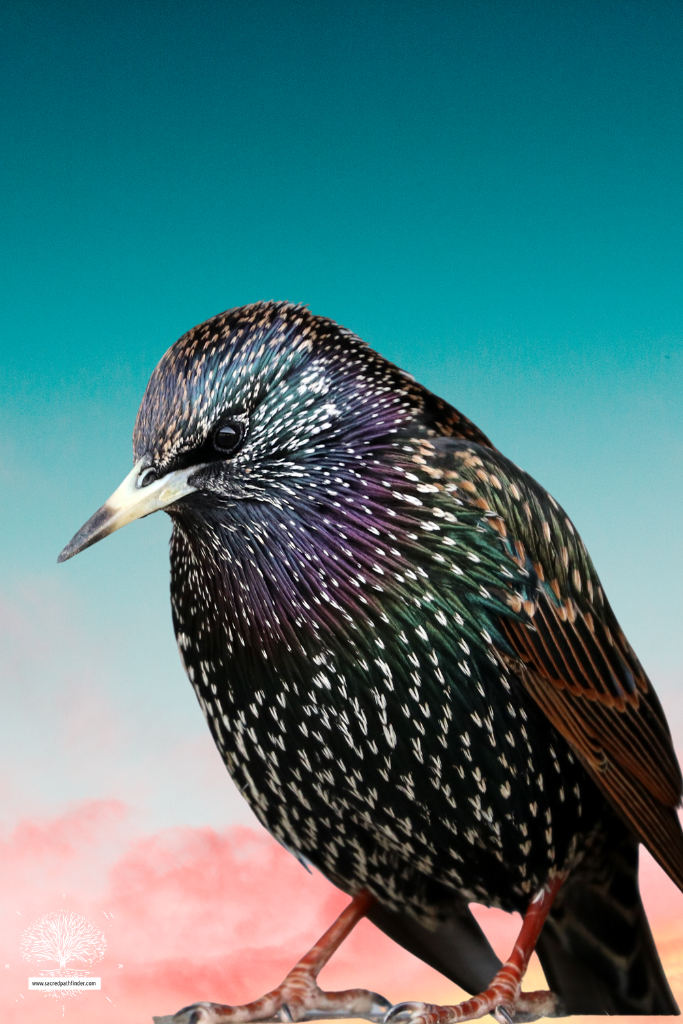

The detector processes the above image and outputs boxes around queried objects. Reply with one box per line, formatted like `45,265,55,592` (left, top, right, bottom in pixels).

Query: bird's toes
159,990,393,1024
152,1003,208,1024
385,1000,525,1024
295,986,392,1020
384,1001,443,1024
159,1001,256,1023
501,990,560,1022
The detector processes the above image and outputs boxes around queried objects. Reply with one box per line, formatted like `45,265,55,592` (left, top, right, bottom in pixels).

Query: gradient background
1,0,683,1020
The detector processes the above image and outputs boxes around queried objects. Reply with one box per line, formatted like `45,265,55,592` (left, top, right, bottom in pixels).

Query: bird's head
58,301,453,563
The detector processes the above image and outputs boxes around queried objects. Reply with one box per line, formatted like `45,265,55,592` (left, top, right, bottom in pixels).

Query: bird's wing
421,438,683,890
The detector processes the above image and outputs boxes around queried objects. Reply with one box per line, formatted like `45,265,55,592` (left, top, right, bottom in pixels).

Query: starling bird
60,303,683,1023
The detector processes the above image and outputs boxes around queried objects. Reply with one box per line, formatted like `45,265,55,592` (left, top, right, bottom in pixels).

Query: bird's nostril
138,466,158,488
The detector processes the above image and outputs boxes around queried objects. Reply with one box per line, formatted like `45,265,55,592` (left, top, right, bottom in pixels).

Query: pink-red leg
164,891,391,1024
386,874,567,1024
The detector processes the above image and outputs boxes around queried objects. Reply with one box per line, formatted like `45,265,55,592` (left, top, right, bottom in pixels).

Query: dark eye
138,466,158,488
213,420,245,455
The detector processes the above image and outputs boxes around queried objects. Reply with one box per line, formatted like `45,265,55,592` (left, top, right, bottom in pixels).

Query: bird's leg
165,891,391,1024
386,873,567,1024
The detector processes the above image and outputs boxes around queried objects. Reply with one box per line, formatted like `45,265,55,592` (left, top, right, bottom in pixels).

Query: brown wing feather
504,602,681,806
428,439,683,891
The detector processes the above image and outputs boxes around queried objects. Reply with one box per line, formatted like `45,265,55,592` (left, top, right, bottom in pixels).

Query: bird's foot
161,975,391,1023
155,892,390,1023
385,875,567,1024
385,986,558,1024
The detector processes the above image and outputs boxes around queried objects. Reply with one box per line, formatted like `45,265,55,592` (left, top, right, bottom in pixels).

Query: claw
370,994,394,1017
152,1006,215,1024
495,1007,515,1024
384,1002,432,1024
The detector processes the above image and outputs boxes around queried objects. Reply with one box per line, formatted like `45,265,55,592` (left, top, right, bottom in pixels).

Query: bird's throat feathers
168,436,530,721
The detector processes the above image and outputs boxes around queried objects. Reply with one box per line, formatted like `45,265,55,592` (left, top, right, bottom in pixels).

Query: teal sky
1,0,682,832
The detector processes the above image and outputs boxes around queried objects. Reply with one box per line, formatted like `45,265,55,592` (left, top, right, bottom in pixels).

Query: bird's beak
58,460,198,563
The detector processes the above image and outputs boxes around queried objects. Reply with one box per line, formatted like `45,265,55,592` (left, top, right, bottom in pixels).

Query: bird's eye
138,467,158,488
213,420,245,455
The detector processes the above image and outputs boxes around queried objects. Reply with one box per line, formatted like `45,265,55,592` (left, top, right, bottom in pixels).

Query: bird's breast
170,533,605,917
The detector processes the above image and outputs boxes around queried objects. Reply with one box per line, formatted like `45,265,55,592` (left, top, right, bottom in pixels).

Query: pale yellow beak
58,460,199,563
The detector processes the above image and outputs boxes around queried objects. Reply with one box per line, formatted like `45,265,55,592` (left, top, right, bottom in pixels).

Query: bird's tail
536,829,679,1015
